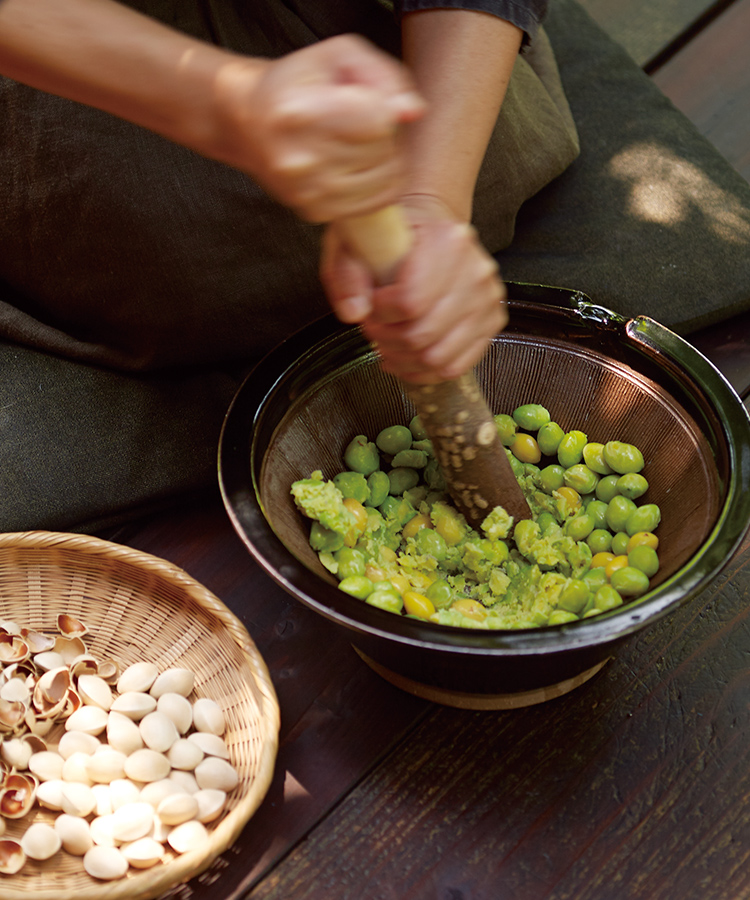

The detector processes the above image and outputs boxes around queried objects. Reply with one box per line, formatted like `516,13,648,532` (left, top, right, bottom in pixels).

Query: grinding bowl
219,284,750,709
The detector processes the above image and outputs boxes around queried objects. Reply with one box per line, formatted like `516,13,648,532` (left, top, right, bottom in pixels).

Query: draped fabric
0,0,746,533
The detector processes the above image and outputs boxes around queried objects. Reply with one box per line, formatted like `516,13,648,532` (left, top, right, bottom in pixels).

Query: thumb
320,226,374,323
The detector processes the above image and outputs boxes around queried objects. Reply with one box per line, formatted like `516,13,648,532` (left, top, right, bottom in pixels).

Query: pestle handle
336,207,532,527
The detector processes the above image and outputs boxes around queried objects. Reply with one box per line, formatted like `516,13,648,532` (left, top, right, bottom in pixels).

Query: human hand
320,195,507,384
210,34,424,222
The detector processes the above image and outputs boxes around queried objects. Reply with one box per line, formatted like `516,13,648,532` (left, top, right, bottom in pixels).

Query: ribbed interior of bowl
259,331,721,599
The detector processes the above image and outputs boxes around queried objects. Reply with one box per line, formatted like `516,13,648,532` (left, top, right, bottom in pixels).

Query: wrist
399,192,469,224
170,50,269,166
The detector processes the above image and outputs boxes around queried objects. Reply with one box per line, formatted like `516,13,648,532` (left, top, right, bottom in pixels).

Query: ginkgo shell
116,662,159,695
55,814,94,856
156,693,193,735
83,845,129,880
110,692,157,721
191,698,225,736
120,836,164,869
149,669,194,700
21,822,61,861
110,801,155,843
0,839,25,874
123,749,171,784
194,757,239,792
156,792,199,826
139,712,179,754
167,820,208,855
65,705,109,736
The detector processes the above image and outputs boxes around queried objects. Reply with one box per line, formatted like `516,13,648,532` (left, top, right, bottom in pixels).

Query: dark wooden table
110,483,750,900
102,2,750,897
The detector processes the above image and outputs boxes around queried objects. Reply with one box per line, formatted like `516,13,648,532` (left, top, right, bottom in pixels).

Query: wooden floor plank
690,307,750,400
575,0,721,67
244,531,750,900
651,0,750,182
113,502,430,898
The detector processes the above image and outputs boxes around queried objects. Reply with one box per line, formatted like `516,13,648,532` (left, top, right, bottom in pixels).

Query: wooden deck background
580,0,750,184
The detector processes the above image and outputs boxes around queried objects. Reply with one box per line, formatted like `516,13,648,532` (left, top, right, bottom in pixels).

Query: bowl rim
219,287,750,658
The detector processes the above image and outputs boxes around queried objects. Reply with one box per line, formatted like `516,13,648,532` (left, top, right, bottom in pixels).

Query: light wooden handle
337,205,531,526
335,206,414,286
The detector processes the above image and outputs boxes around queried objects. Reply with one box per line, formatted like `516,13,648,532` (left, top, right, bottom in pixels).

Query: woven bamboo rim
0,531,280,900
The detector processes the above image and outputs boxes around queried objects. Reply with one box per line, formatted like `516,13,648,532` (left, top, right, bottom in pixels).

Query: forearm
401,9,523,221
0,0,261,158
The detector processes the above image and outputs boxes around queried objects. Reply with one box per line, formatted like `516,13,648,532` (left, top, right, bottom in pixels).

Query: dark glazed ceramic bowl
219,284,750,708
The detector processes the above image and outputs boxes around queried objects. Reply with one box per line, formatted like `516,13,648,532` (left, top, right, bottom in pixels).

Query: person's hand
210,34,424,222
320,195,507,384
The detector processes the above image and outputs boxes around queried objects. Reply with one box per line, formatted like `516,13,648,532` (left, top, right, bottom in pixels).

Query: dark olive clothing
0,0,747,533
0,0,577,372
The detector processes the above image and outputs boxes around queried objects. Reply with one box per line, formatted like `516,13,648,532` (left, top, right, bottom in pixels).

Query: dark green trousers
0,0,747,533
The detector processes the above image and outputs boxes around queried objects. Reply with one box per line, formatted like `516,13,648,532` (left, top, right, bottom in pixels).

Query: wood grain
113,502,430,898
651,0,750,182
690,307,750,400
244,530,750,900
576,0,722,66
96,4,750,898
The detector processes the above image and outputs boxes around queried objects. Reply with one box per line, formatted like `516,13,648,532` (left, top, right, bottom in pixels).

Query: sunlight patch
609,143,750,244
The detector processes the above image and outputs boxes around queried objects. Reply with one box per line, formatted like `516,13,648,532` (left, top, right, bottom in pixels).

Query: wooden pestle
336,206,532,527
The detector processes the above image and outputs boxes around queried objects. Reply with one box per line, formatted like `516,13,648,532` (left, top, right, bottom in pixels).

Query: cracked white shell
156,693,193,734
116,662,159,695
55,814,94,856
192,698,225,736
1,736,35,770
124,748,171,784
32,651,65,672
139,711,179,753
0,839,25,874
110,801,155,843
195,757,239,792
120,836,164,869
21,822,61,861
83,845,128,880
110,692,157,721
149,668,194,700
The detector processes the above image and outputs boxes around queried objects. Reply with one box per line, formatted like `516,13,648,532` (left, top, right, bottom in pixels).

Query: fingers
249,84,412,221
316,34,425,124
357,221,508,382
218,35,425,222
320,227,374,323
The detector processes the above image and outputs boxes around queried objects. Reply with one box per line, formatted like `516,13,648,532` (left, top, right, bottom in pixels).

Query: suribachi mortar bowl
218,284,750,709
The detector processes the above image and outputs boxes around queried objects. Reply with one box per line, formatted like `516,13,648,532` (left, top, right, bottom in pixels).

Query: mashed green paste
291,408,661,630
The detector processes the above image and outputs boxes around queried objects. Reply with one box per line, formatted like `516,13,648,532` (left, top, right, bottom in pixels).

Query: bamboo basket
0,531,279,900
